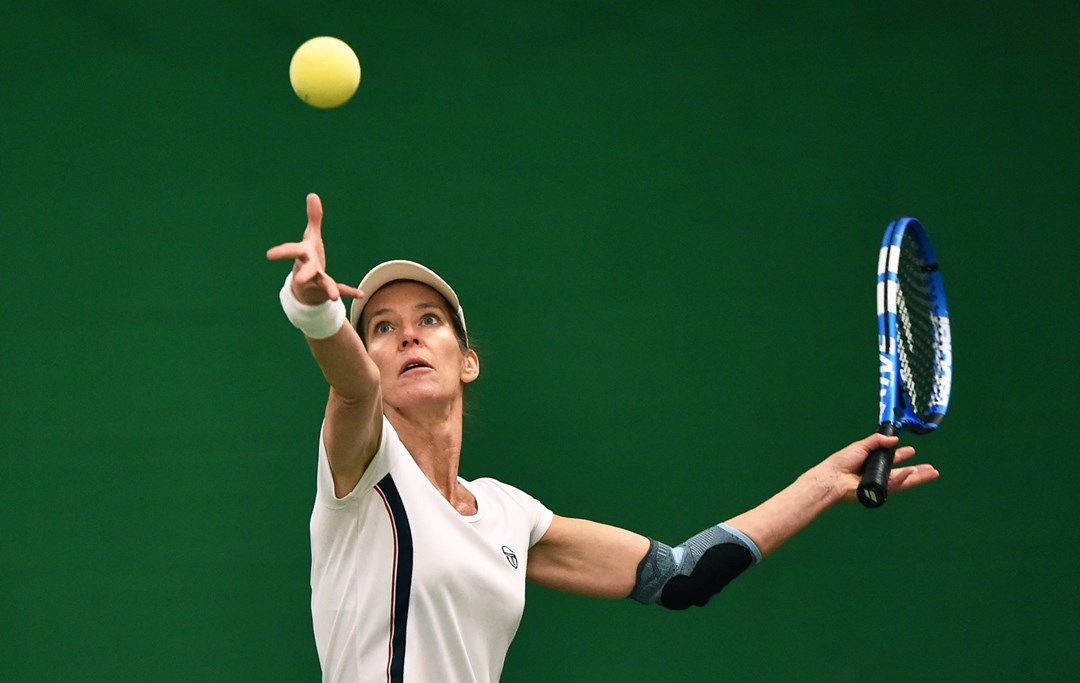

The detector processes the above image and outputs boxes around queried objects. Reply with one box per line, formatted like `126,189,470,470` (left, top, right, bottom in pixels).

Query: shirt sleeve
482,479,554,547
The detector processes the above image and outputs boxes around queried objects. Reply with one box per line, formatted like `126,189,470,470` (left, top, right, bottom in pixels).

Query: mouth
399,359,433,376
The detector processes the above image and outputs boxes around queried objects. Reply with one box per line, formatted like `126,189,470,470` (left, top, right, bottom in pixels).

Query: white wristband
278,272,346,339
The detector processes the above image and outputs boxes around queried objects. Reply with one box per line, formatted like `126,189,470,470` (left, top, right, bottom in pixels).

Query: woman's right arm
267,193,383,497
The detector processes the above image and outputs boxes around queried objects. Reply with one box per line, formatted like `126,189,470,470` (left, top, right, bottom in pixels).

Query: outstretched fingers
881,443,939,494
268,193,360,307
892,445,917,464
305,193,324,237
860,432,900,452
337,282,363,300
266,241,307,262
294,257,324,287
888,463,940,493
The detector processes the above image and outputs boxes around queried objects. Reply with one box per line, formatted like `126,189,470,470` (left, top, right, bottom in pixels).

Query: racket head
876,217,952,434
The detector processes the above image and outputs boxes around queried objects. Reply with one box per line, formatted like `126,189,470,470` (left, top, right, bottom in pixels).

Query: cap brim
349,260,467,341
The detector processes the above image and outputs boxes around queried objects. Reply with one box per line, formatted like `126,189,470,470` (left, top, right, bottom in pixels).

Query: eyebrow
365,301,446,325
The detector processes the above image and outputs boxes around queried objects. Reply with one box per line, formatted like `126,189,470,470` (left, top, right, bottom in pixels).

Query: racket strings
895,241,942,420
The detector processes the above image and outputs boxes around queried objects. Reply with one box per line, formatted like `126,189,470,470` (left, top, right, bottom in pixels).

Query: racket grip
857,447,894,508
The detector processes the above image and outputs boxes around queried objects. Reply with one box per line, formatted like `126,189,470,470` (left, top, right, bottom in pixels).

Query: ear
461,349,480,384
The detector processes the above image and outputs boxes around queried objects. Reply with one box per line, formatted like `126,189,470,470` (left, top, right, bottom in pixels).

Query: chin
392,384,453,406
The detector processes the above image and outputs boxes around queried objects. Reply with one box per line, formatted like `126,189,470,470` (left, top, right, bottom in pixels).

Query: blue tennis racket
857,217,952,508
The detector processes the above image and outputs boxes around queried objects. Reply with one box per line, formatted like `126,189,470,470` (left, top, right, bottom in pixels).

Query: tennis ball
289,37,361,109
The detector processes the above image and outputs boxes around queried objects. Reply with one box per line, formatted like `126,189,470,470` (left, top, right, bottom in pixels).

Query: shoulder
317,416,409,506
467,476,554,544
467,476,540,504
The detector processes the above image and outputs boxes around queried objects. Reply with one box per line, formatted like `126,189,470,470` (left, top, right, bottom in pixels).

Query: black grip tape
858,446,894,508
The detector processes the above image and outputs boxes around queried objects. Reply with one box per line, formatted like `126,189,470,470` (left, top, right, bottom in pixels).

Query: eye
420,313,440,326
373,321,393,335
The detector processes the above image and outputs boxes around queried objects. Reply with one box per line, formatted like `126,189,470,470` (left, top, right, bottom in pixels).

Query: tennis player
267,193,939,683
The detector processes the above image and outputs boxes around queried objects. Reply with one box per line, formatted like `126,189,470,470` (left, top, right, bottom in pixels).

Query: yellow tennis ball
289,37,361,109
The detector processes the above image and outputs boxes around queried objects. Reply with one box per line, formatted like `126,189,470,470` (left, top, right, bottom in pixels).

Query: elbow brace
629,523,762,610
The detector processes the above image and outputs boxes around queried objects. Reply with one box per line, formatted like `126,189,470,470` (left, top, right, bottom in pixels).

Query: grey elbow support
629,523,762,610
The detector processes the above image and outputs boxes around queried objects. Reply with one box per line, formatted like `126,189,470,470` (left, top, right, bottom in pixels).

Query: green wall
3,2,1077,680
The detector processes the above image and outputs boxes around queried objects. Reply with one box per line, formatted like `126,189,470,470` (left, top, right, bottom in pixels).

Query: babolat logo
501,546,518,569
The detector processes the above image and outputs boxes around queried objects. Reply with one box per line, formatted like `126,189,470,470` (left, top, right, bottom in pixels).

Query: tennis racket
857,217,952,508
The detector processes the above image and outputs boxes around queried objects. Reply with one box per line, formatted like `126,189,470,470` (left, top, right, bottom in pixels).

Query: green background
3,1,1077,681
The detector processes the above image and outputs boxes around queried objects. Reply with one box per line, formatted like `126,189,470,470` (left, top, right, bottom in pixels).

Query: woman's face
360,281,479,409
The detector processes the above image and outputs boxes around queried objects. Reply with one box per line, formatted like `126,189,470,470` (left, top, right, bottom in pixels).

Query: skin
267,193,940,600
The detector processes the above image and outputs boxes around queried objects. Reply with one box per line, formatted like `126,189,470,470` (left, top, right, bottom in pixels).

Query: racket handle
857,447,893,508
857,425,898,508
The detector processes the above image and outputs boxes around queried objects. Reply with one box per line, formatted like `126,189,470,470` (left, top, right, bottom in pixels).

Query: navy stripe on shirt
375,474,413,683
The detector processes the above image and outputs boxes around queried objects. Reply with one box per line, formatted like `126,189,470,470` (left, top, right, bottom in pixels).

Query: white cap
349,260,467,344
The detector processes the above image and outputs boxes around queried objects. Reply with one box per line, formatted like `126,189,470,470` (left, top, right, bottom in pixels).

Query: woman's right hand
266,193,361,305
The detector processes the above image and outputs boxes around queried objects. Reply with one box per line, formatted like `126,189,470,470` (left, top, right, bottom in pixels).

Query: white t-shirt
310,417,554,683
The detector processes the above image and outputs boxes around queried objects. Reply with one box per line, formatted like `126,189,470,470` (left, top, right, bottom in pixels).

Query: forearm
627,467,841,611
305,323,381,402
724,464,843,558
276,269,380,400
301,324,384,495
535,436,933,614
278,283,383,489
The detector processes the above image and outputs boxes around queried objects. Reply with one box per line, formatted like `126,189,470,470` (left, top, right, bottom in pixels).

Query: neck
385,398,471,510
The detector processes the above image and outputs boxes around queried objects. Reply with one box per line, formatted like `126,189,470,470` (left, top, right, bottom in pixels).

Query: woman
267,194,939,683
